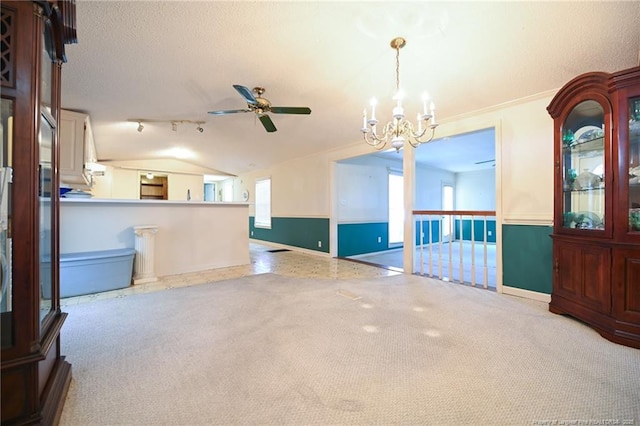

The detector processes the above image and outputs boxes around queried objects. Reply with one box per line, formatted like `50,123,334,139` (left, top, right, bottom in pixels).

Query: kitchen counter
60,199,250,277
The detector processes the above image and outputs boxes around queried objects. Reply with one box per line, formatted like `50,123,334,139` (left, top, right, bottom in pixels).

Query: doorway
337,126,498,289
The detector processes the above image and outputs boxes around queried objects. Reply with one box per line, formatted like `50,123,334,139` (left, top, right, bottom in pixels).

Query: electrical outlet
488,230,492,236
251,231,254,236
377,236,382,243
318,241,322,248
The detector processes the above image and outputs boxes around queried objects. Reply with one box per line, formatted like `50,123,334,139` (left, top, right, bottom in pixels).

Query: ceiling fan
208,85,311,132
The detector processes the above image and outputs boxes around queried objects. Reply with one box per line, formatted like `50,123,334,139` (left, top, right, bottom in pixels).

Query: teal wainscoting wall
337,222,389,257
250,217,329,253
416,219,496,244
415,220,441,244
455,218,497,243
502,224,553,294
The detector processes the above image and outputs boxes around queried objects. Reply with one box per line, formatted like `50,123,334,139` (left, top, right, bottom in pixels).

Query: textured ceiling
61,1,640,176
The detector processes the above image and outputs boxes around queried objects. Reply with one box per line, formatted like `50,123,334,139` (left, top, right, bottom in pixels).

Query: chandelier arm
411,125,431,140
362,132,388,150
412,126,438,145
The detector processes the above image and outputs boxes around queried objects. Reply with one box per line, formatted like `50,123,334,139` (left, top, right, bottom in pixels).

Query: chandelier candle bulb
417,113,423,132
370,98,377,120
430,101,436,124
362,109,367,129
422,93,429,115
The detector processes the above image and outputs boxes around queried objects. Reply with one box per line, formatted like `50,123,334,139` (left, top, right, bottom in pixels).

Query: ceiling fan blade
233,85,258,105
259,114,277,132
270,106,311,115
208,108,251,115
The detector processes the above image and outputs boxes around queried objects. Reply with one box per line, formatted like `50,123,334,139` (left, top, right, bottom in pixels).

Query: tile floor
60,243,401,307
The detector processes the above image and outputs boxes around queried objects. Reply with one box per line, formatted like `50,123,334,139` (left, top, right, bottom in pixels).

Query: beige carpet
59,273,640,425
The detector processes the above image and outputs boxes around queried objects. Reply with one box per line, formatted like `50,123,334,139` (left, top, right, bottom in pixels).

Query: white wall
168,174,204,201
455,169,495,210
336,162,389,223
415,167,456,210
436,93,554,223
335,158,457,222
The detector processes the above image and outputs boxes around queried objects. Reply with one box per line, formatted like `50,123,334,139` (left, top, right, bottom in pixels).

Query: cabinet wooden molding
547,66,640,348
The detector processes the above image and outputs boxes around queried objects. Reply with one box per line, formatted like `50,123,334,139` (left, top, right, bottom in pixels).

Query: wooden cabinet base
550,295,640,349
40,358,72,426
1,358,72,425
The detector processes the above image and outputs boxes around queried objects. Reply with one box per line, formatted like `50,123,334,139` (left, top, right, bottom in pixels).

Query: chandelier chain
395,46,401,92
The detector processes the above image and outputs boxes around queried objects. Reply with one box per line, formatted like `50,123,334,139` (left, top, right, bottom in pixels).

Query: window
255,178,271,228
388,172,403,245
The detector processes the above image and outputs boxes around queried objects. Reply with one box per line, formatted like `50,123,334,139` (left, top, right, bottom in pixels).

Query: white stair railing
414,210,496,288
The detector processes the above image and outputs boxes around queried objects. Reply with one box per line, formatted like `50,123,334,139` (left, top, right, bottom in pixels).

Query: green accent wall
455,219,497,243
502,224,553,294
416,220,442,244
416,219,496,244
337,219,498,257
250,217,329,253
338,222,390,257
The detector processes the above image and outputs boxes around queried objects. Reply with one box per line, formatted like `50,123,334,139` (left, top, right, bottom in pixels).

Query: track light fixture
127,119,206,133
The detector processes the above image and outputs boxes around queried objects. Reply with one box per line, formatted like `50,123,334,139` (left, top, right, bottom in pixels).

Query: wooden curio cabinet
1,0,77,424
547,66,640,348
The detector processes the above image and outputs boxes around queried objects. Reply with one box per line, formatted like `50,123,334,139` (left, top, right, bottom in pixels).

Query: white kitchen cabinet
59,109,96,188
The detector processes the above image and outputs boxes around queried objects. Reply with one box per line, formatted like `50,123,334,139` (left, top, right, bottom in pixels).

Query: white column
133,225,158,284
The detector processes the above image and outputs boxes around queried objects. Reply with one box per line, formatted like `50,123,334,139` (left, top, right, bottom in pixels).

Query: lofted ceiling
61,1,640,177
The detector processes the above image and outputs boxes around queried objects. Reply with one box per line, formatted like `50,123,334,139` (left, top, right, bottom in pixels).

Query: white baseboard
502,285,551,303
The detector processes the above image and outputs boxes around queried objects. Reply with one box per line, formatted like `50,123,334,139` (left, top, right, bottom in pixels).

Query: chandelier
361,37,438,152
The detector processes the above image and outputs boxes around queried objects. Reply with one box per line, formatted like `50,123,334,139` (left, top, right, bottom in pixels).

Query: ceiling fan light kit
208,85,312,132
362,37,439,152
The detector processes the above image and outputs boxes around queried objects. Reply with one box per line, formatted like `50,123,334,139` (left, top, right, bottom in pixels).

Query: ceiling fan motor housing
254,97,271,112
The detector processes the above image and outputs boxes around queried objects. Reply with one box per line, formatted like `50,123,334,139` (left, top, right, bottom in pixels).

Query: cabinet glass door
39,113,54,323
1,98,13,349
629,96,640,232
39,21,56,326
561,100,606,230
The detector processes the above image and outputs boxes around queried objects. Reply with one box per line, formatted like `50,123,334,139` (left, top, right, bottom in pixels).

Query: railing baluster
428,215,433,278
438,216,443,279
483,215,488,289
448,213,453,283
419,214,424,276
471,215,476,287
